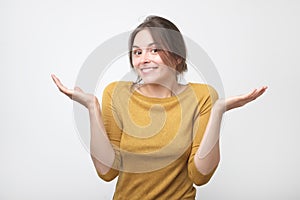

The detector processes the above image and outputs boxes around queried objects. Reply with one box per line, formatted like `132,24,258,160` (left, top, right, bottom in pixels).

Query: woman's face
131,29,177,85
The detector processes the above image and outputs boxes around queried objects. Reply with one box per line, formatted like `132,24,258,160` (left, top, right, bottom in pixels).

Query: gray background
1,0,299,199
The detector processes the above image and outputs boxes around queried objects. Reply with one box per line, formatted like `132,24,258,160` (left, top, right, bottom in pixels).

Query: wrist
87,96,99,111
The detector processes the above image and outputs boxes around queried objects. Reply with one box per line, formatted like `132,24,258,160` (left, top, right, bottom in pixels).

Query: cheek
154,57,163,64
132,57,139,68
153,53,167,65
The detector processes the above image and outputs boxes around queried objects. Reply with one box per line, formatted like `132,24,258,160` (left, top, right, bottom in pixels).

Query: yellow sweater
98,81,219,200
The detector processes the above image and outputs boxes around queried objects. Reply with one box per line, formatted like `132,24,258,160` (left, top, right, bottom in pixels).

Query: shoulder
103,81,133,94
188,82,219,102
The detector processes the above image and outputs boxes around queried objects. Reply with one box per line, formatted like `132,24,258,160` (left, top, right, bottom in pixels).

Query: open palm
51,74,96,108
215,86,268,112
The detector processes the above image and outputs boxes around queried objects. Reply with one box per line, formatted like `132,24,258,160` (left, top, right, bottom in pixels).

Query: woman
52,16,267,200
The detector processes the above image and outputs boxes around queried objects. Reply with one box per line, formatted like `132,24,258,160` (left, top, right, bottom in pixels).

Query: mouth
140,67,158,73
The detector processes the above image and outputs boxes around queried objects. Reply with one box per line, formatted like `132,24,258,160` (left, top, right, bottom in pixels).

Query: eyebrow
132,42,159,48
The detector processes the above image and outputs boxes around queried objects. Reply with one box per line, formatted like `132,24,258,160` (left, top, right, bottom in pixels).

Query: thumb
74,86,84,93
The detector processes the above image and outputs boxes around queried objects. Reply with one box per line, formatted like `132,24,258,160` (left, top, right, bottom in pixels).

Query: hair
128,15,188,84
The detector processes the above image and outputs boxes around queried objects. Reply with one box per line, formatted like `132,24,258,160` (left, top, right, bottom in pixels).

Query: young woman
52,16,267,200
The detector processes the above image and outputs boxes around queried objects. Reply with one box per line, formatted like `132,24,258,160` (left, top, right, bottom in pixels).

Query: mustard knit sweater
98,81,219,200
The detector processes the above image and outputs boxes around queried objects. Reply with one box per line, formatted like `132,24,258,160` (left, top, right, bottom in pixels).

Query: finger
51,74,62,84
52,75,68,92
249,89,260,99
251,86,267,97
239,89,260,104
247,86,268,101
260,86,268,93
51,74,63,87
51,74,56,81
253,86,268,98
249,89,258,97
241,89,257,100
51,74,73,96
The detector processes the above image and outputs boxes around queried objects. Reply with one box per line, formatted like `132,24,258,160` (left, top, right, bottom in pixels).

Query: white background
1,0,299,199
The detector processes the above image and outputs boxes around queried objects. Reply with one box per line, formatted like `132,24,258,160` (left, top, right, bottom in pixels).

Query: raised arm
51,74,116,177
194,86,268,175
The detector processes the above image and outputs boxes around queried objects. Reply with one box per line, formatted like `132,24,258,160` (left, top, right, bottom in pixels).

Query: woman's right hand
51,74,97,109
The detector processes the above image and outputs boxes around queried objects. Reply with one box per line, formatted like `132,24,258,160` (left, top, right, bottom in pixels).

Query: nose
141,50,150,64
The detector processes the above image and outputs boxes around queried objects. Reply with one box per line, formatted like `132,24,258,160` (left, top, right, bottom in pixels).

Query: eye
150,48,159,54
132,49,142,56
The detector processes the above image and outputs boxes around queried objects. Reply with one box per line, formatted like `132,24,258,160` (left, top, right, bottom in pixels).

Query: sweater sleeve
187,84,219,186
97,82,122,182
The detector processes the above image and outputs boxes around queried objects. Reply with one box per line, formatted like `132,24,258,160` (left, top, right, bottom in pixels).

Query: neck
138,80,179,98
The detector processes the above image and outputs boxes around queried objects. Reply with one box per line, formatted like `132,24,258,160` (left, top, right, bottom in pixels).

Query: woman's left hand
214,86,268,113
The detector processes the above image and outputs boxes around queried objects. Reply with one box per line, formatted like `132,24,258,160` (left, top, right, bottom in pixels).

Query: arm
194,86,268,175
51,74,118,180
89,97,116,176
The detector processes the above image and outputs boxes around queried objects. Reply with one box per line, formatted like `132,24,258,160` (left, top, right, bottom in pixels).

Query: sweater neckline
131,82,192,102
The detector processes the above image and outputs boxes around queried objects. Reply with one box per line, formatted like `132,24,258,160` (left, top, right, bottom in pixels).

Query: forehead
132,29,155,48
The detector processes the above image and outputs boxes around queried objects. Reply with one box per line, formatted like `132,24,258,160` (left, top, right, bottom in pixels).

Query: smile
141,67,158,73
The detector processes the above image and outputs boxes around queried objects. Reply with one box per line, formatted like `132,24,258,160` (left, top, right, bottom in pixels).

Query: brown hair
129,15,187,83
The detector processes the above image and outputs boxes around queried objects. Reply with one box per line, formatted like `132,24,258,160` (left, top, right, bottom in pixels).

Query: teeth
141,67,157,72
